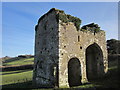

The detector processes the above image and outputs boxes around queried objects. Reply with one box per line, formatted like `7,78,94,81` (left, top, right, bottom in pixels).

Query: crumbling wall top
56,9,81,31
35,8,81,31
35,8,105,33
81,23,104,33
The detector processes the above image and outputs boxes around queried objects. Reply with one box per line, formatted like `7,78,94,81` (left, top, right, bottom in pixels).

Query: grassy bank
2,70,32,85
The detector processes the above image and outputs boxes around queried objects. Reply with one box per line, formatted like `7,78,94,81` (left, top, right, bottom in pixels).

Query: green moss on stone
81,23,101,33
56,13,81,31
67,14,81,30
58,13,68,23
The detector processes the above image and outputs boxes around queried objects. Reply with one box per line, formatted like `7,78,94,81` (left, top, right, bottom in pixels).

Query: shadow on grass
1,69,32,75
2,81,33,89
2,81,54,90
90,66,119,88
2,67,119,89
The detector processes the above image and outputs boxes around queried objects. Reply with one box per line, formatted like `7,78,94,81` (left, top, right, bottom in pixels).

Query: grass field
3,57,34,66
2,70,32,85
1,56,119,89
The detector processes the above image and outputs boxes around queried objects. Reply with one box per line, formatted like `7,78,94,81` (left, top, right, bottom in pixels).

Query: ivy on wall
56,12,81,31
81,23,101,33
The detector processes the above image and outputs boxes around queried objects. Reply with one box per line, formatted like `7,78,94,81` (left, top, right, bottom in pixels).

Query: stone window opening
78,36,80,42
51,65,58,87
80,46,82,49
54,66,57,77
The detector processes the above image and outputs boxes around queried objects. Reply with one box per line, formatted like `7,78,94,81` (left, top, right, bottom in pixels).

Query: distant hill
1,55,34,61
2,55,34,66
18,55,34,58
0,56,11,61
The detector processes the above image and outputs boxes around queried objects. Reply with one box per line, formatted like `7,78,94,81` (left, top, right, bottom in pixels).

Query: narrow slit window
54,66,56,76
78,36,80,42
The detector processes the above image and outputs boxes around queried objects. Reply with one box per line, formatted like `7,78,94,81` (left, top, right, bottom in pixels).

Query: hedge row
1,64,33,71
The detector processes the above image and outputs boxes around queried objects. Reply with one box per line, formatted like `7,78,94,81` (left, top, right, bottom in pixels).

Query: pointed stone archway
86,43,104,81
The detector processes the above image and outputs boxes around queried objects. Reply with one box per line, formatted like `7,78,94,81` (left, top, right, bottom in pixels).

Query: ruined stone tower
33,8,108,88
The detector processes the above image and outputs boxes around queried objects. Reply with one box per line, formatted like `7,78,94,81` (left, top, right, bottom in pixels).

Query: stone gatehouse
33,8,108,88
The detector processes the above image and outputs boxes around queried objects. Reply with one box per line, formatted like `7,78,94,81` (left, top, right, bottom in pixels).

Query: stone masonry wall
33,10,59,87
33,8,108,88
58,21,108,87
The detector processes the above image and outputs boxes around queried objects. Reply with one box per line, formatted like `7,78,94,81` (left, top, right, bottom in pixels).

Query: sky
1,0,119,2
1,2,118,57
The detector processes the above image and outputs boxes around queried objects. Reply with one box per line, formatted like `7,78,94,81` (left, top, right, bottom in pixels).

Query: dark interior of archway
68,58,82,87
86,44,104,81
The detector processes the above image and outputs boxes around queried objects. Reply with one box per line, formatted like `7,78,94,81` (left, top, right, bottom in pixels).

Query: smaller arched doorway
86,43,104,81
68,58,82,87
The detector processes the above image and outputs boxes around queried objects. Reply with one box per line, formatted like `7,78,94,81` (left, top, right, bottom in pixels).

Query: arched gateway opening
86,43,104,81
68,58,82,87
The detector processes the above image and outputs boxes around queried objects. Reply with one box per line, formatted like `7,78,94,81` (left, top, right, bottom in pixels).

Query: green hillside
3,57,34,66
1,70,32,85
1,56,34,87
